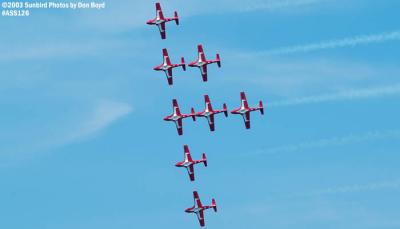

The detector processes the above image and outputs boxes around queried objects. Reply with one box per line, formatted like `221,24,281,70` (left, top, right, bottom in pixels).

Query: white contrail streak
241,0,322,12
251,129,400,156
294,179,400,197
269,84,400,107
262,31,400,55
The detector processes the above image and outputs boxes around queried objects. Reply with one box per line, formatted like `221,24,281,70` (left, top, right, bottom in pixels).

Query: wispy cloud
65,100,133,143
0,100,132,166
268,84,400,107
251,129,400,156
260,31,400,55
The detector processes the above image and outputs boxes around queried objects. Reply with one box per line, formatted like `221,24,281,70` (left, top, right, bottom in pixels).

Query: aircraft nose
185,208,191,213
175,162,180,167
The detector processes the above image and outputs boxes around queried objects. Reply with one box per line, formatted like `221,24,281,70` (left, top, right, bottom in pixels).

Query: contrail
292,179,400,197
251,129,400,156
269,84,400,107
242,0,322,12
262,31,400,55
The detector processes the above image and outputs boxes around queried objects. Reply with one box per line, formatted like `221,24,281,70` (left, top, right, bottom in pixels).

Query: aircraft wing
157,23,166,39
163,49,172,65
240,92,249,109
193,191,203,208
204,95,213,111
175,119,183,135
184,145,193,161
243,112,251,129
200,65,208,82
196,211,205,227
208,114,215,131
167,68,173,77
187,165,195,181
155,3,165,20
166,75,173,85
172,99,181,115
197,45,206,61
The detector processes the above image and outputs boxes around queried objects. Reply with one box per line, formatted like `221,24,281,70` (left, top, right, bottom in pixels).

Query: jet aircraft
231,92,264,129
192,95,228,131
185,191,217,227
146,2,179,39
153,48,186,85
175,145,207,181
164,99,195,135
188,45,221,82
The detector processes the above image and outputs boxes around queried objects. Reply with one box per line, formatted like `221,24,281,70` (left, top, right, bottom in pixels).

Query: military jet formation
154,44,221,85
164,92,264,135
147,2,264,227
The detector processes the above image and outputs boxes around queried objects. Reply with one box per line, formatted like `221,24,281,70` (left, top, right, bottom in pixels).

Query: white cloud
0,100,133,166
64,100,133,143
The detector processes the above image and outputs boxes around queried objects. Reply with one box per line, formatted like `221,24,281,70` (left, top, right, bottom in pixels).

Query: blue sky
1,0,400,228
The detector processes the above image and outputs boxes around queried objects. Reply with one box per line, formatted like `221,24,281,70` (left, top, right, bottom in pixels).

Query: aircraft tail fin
174,11,179,25
223,103,228,117
181,57,186,71
259,101,264,115
216,54,221,67
212,199,217,212
202,153,207,167
191,108,196,121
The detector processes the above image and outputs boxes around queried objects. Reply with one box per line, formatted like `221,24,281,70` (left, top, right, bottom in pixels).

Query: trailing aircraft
185,191,217,227
231,92,264,129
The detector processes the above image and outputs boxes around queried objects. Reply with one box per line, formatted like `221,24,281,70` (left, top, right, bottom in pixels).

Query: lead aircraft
231,92,264,129
189,45,221,82
146,2,179,39
153,48,186,85
175,145,207,181
185,191,217,227
192,95,228,131
163,99,195,135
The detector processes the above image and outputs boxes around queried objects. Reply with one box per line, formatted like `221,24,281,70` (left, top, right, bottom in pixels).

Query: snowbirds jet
192,95,228,131
164,99,195,135
189,45,221,82
231,92,264,129
146,2,179,39
175,145,207,181
185,191,217,227
153,48,186,85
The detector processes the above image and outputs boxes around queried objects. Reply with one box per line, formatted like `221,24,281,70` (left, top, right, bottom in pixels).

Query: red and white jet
175,145,207,181
146,2,179,39
192,95,228,131
164,99,195,135
153,48,186,85
189,45,221,82
185,191,217,227
231,92,264,129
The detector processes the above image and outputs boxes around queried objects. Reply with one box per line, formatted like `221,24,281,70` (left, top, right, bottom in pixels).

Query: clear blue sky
1,1,400,228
